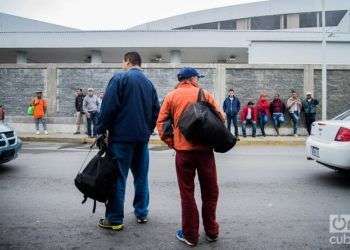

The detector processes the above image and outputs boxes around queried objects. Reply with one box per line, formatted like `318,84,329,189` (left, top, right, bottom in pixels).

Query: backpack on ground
74,139,117,213
178,89,237,153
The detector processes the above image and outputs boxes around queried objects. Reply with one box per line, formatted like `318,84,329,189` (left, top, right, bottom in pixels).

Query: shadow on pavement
0,164,17,176
311,170,350,189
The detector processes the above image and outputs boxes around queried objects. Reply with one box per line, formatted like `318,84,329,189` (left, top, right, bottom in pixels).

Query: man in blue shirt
96,52,160,231
223,89,241,138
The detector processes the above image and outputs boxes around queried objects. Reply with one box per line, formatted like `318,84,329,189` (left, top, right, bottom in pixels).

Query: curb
19,135,306,146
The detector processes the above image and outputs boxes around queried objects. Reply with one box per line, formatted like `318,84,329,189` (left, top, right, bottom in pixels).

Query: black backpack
178,88,237,153
74,142,117,213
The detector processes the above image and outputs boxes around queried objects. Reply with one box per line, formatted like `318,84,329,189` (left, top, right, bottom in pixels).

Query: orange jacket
32,98,47,118
156,81,224,151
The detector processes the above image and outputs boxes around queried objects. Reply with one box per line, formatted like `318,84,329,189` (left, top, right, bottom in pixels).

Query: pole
321,0,327,120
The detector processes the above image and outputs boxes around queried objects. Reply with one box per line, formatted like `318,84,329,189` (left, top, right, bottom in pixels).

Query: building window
283,15,287,29
300,12,318,28
319,10,348,27
220,20,237,30
251,15,280,30
191,22,218,29
174,26,192,30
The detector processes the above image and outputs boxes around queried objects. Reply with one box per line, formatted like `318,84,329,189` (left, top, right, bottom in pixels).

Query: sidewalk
18,132,306,146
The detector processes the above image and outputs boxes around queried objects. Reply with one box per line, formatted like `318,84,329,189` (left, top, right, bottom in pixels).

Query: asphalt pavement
1,142,350,249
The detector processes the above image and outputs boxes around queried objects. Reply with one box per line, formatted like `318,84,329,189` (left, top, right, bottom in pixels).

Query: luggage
74,139,117,213
178,89,236,153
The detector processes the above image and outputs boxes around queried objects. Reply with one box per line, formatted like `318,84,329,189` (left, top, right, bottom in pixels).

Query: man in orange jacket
32,90,48,135
157,67,224,246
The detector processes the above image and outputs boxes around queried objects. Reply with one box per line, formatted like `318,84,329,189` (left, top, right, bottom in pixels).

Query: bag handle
197,88,205,102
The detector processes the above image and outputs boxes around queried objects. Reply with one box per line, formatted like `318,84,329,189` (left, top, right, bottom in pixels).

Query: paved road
1,142,350,249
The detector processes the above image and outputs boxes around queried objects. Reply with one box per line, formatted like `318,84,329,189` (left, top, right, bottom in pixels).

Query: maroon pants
175,150,219,244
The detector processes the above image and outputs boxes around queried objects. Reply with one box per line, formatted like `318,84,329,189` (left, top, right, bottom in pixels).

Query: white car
306,110,350,171
0,123,22,164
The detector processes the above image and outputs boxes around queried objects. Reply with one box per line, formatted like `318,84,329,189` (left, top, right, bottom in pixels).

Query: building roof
0,12,78,32
129,0,350,30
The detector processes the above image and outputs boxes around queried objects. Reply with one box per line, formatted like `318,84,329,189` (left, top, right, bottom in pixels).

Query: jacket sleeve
240,107,245,121
314,99,319,106
237,99,241,112
96,75,122,135
75,97,78,111
83,97,88,113
222,99,226,113
156,95,174,148
151,86,160,131
269,102,273,115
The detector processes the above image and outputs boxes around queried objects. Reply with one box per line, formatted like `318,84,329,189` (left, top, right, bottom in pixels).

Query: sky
0,0,264,30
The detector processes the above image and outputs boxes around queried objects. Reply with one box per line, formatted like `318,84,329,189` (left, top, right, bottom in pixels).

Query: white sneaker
44,130,49,135
294,134,298,137
36,131,40,135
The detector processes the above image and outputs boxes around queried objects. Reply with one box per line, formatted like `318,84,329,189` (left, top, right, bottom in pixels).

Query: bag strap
197,88,205,102
92,200,97,213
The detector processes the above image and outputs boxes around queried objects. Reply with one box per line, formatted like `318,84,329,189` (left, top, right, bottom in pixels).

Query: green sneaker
98,219,124,231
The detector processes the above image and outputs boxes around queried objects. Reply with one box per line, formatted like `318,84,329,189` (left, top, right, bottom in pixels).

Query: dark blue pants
258,114,268,136
86,111,98,137
106,142,149,224
290,111,300,135
227,114,238,136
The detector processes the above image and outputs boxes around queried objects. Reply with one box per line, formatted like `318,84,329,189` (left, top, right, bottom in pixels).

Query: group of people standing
74,88,104,137
223,89,319,138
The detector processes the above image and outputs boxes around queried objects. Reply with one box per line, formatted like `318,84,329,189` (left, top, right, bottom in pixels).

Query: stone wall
56,67,216,117
226,69,304,122
314,69,350,119
0,64,349,133
0,68,45,115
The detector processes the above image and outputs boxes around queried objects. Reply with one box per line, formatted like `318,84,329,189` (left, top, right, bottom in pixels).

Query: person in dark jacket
74,88,85,134
269,94,286,136
240,101,257,137
96,52,160,231
302,92,319,135
223,89,240,138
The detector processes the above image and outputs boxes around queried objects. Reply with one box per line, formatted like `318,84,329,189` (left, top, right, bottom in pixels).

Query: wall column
91,50,102,63
303,64,315,96
46,66,58,117
16,51,27,64
214,64,226,105
170,50,181,64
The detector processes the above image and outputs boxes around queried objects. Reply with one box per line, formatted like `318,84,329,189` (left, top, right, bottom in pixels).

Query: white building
0,0,349,64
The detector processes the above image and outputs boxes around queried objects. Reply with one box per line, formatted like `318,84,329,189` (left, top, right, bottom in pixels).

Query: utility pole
321,0,327,120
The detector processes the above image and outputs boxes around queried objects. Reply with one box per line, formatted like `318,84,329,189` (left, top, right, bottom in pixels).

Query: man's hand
85,112,90,118
96,134,107,150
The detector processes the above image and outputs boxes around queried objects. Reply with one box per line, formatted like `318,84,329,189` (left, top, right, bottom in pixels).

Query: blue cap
177,67,205,80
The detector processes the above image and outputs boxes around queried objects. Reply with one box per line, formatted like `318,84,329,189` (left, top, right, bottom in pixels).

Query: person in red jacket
0,104,5,122
240,101,257,137
256,93,270,137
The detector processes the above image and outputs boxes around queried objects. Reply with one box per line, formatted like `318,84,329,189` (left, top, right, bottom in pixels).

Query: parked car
306,109,350,171
0,123,22,164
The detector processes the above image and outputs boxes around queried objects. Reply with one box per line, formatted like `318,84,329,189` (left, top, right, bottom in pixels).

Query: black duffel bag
74,138,117,213
178,88,236,153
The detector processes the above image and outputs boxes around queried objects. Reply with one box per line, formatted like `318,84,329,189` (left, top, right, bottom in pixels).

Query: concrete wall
249,42,350,65
0,63,349,134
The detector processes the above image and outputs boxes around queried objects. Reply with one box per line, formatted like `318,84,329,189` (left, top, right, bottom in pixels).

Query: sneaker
35,131,40,135
98,219,124,231
205,235,218,243
44,130,48,135
73,131,80,135
294,134,298,137
136,217,148,224
176,229,195,247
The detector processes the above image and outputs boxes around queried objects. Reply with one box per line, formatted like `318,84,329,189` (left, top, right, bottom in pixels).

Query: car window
333,110,350,121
